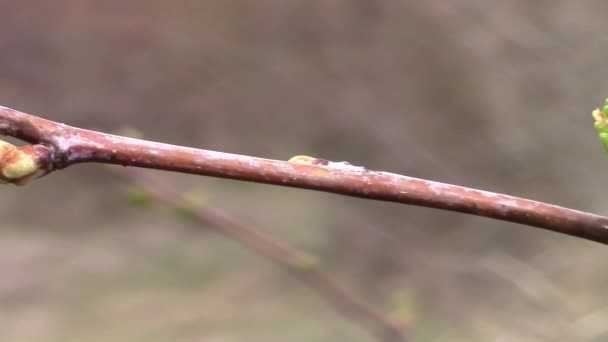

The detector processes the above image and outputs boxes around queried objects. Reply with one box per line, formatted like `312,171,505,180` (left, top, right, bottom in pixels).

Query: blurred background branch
121,168,409,341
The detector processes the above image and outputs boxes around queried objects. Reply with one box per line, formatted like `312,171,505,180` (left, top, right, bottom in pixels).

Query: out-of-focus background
1,1,608,341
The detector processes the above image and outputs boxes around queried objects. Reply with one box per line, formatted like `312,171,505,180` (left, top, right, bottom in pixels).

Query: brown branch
0,105,607,244
122,169,409,342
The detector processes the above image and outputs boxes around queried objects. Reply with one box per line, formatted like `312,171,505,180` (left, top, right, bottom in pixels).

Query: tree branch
0,105,607,244
122,169,409,341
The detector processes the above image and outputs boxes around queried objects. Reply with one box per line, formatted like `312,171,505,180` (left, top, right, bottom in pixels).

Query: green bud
289,252,320,270
126,187,154,206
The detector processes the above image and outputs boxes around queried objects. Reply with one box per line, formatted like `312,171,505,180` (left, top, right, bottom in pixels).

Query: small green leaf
599,132,608,152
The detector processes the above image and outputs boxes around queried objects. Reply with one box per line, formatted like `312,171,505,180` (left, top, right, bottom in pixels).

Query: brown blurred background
1,1,608,341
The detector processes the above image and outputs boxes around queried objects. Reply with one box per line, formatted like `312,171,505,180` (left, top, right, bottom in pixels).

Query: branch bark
123,169,409,341
0,105,607,244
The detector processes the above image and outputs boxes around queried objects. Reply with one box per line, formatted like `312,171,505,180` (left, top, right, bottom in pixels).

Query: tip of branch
0,140,53,185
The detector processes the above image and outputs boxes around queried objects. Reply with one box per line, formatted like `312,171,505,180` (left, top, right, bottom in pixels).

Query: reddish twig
0,105,607,244
123,169,409,341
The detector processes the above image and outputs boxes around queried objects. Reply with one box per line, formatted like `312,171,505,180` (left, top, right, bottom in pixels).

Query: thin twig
0,105,607,244
122,168,409,341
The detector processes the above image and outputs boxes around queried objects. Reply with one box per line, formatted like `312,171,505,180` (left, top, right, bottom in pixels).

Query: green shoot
592,98,608,152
